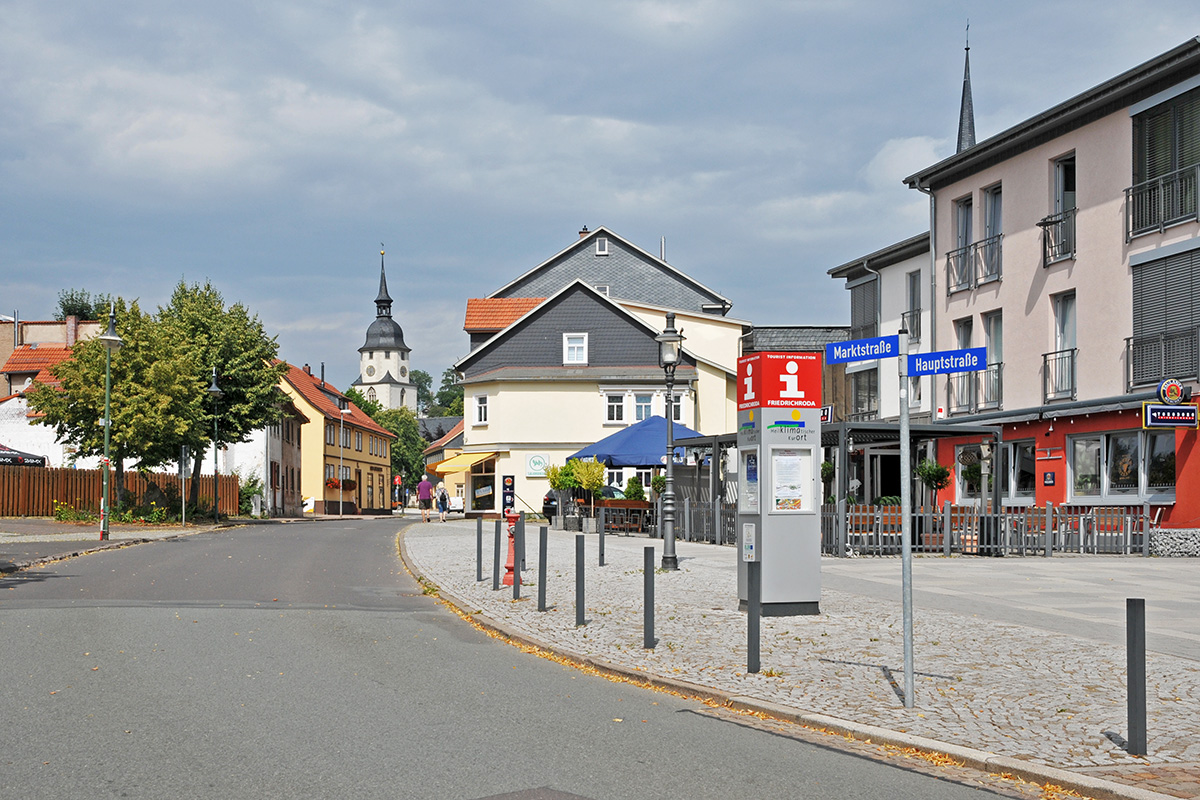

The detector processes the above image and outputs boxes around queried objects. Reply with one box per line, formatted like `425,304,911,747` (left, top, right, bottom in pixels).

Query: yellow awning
430,451,497,475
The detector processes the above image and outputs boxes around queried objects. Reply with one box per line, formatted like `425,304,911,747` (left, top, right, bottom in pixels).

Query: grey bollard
644,546,655,649
493,520,502,591
1128,598,1147,756
476,517,484,582
538,526,548,612
575,534,585,627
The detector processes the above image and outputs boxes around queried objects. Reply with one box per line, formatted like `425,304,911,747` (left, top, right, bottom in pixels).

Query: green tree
623,475,645,501
159,280,288,507
28,298,199,506
55,288,112,321
345,387,383,420
410,369,433,414
571,458,605,515
427,367,464,416
375,406,427,491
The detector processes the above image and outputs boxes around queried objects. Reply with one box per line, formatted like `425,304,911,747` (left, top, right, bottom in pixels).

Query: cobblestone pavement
404,521,1200,800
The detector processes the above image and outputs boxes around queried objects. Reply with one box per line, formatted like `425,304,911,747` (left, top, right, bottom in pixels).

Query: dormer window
594,284,609,296
595,237,609,256
564,333,588,365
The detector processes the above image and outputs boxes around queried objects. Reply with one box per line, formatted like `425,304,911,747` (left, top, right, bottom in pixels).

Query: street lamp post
208,367,223,525
339,406,351,517
97,305,123,541
656,312,685,571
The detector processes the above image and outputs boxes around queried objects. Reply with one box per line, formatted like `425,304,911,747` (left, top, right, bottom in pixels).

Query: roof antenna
660,237,666,262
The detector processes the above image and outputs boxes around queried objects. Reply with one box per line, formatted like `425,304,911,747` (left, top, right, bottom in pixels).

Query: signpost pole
898,329,915,709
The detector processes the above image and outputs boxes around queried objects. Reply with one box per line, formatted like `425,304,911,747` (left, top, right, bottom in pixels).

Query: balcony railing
947,372,975,414
1038,208,1076,265
980,362,1003,410
1125,326,1200,390
945,235,1003,294
976,233,1003,284
901,309,921,341
1126,165,1200,240
1043,348,1077,402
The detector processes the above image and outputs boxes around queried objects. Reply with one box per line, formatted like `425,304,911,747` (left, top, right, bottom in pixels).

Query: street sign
908,347,988,376
825,335,899,364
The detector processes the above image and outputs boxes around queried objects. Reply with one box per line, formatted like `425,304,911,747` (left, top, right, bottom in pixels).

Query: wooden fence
0,465,239,518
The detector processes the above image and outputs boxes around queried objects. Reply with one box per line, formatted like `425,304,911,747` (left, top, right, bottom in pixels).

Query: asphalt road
1,519,1028,800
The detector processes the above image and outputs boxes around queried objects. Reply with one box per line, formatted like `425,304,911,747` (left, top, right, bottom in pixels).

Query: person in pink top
416,475,435,523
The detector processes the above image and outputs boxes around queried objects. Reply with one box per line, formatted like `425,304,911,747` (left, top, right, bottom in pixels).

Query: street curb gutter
0,538,158,574
398,533,1176,800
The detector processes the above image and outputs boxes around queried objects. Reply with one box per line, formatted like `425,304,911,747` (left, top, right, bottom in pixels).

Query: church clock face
400,366,408,378
365,366,376,377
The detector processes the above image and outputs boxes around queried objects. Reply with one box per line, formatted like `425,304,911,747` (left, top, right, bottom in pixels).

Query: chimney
579,225,589,239
320,362,325,388
66,315,78,346
303,363,312,375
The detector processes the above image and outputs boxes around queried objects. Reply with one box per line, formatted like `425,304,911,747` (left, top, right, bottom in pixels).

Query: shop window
1068,431,1176,500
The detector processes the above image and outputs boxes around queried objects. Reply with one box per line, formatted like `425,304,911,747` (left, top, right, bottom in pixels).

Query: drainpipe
915,182,937,422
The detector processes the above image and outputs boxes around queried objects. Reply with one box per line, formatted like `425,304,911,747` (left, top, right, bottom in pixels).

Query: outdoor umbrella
568,415,702,467
0,442,47,467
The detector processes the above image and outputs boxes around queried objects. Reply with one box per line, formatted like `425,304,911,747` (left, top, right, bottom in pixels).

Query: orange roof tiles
464,297,544,332
281,361,395,439
2,344,72,374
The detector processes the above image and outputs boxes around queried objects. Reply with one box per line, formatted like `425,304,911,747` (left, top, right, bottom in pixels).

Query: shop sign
1143,402,1199,428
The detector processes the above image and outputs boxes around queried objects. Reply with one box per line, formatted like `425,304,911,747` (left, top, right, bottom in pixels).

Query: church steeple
375,248,393,318
957,26,976,154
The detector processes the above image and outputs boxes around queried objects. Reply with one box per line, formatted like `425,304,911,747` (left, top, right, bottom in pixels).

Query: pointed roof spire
375,245,393,316
957,23,976,153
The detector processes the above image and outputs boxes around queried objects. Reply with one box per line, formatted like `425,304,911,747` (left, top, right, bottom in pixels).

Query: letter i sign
737,353,763,410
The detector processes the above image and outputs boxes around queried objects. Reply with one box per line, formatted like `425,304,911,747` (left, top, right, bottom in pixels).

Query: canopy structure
569,415,703,467
428,451,497,476
0,443,47,467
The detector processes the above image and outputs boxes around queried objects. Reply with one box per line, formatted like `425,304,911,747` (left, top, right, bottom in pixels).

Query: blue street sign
825,335,899,364
908,347,988,376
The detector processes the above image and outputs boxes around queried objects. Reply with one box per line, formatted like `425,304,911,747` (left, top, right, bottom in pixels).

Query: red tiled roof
281,361,396,439
421,419,464,455
1,344,72,374
464,297,544,332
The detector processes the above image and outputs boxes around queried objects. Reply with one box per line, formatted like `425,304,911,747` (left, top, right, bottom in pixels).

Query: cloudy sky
4,2,1200,391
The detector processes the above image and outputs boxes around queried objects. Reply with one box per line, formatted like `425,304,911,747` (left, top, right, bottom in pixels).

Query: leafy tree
345,387,383,420
158,280,288,507
28,299,199,506
571,458,605,515
651,474,666,497
623,476,646,501
427,367,464,416
375,406,427,491
410,369,433,413
55,288,112,321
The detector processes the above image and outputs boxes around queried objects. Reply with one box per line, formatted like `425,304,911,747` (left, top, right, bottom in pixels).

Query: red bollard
502,510,520,586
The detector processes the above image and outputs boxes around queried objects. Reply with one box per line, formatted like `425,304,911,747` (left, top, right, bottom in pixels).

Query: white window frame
563,333,588,365
606,393,625,424
474,394,489,426
634,393,652,421
1066,429,1176,502
596,237,609,256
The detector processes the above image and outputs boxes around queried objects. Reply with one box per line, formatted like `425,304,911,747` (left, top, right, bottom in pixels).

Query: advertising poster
771,447,811,512
740,448,759,513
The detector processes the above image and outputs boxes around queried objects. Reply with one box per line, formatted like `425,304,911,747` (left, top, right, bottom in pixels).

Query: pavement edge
397,529,1179,800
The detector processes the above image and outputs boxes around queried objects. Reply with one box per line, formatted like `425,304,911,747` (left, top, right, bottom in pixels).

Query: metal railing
1126,165,1200,240
976,233,1003,284
1043,348,1077,402
820,502,1157,558
901,309,921,341
1039,208,1076,264
947,372,975,414
946,235,1004,294
1125,326,1200,390
979,362,1003,409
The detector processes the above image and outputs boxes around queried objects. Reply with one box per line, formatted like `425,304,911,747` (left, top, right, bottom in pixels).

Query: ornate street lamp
656,312,685,571
208,367,223,525
97,305,123,541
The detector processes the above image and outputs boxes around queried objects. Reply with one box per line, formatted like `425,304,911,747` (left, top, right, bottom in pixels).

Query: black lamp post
97,305,123,540
208,367,223,525
656,312,685,571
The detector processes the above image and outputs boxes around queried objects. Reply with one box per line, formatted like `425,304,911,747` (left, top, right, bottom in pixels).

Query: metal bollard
599,514,606,567
644,546,655,649
538,526,548,612
1128,598,1147,756
476,517,484,582
518,511,527,571
492,520,502,591
747,560,761,674
575,534,585,627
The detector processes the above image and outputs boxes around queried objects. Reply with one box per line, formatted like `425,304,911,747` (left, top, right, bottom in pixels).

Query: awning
430,452,497,475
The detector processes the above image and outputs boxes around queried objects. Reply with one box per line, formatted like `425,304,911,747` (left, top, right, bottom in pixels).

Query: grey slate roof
741,326,849,353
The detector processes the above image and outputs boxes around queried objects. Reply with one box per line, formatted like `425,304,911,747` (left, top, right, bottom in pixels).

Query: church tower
352,249,416,412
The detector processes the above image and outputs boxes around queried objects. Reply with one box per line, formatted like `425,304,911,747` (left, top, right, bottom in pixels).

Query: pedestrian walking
417,474,434,523
436,482,449,522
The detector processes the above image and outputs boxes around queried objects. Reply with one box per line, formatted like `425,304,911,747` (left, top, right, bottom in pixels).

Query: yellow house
281,362,395,514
